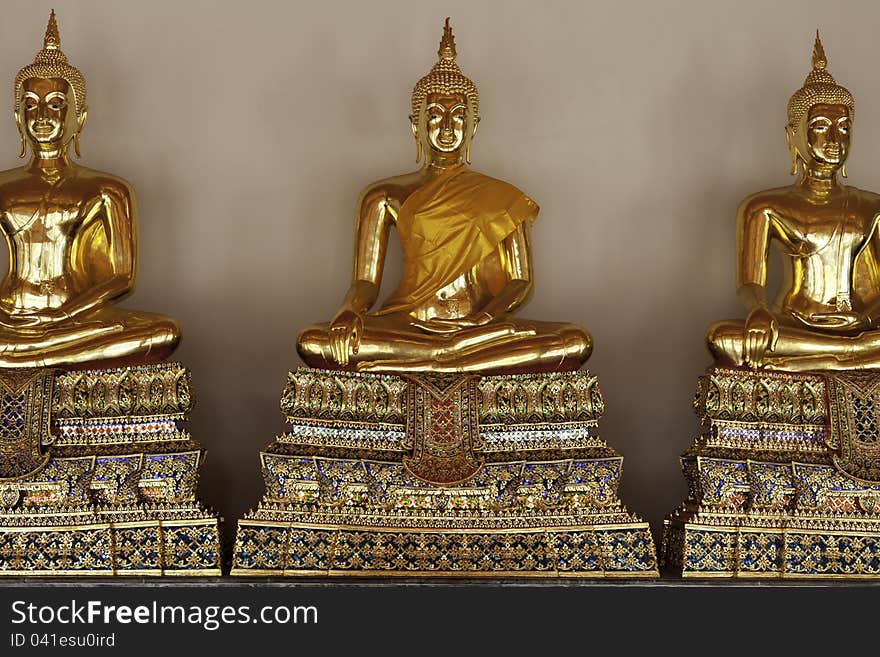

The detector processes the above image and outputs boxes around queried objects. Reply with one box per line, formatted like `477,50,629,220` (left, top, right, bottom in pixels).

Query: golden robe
375,164,538,316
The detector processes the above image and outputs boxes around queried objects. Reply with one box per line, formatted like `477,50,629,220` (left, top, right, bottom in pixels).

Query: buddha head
410,18,480,164
14,10,88,159
786,32,854,177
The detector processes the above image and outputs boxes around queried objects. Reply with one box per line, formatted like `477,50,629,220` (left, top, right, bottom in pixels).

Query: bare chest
4,203,86,244
0,184,93,243
772,205,870,258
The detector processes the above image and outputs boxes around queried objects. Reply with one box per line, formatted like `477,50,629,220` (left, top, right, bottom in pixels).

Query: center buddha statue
0,11,179,370
236,19,656,577
297,19,590,374
707,34,880,371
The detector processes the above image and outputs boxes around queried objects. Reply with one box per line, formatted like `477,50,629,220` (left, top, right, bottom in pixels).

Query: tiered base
0,364,221,575
664,513,880,578
0,506,220,576
234,369,657,577
237,518,655,577
663,367,880,578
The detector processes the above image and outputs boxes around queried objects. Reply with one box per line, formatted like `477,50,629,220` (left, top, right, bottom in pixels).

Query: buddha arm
736,201,774,314
61,185,136,320
735,200,780,365
859,211,880,324
331,189,393,321
478,223,533,320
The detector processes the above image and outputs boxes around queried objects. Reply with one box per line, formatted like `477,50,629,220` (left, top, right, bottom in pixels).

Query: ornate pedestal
663,367,880,578
234,369,657,577
0,363,221,575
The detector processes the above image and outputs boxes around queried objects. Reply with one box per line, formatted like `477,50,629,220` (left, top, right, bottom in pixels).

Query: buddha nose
828,124,841,143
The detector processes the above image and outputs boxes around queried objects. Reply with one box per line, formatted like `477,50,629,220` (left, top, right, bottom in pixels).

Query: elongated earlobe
785,126,799,176
465,116,479,165
410,115,421,163
841,163,848,178
73,108,87,158
15,112,26,158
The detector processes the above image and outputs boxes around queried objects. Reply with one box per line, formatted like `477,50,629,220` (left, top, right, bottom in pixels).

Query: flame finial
438,17,456,60
812,30,827,71
44,9,60,50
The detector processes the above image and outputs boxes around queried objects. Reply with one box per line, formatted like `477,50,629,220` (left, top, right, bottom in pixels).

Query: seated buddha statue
707,33,880,371
297,19,591,374
0,11,180,370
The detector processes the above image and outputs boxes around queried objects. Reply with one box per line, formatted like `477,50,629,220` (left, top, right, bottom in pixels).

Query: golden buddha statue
0,11,180,370
237,18,658,578
297,19,591,374
0,12,219,578
707,33,880,371
666,34,880,578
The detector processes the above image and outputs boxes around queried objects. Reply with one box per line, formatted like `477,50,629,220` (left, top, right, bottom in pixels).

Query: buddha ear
73,107,88,158
465,115,480,164
14,110,26,158
409,114,422,163
785,125,799,175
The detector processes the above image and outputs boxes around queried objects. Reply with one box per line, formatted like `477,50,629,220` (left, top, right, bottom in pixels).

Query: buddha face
423,92,468,154
805,103,850,167
19,77,76,149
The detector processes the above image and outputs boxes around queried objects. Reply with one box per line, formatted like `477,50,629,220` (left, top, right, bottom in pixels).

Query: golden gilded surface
707,33,880,370
0,363,221,576
297,19,591,374
0,11,179,370
234,368,657,576
668,34,880,577
663,367,880,577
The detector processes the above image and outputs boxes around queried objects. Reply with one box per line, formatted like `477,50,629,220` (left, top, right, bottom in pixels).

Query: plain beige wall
2,0,878,551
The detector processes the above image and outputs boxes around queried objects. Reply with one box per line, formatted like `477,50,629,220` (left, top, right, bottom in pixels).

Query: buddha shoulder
736,186,880,241
71,167,136,207
736,187,801,221
0,165,134,206
847,186,880,213
355,170,426,213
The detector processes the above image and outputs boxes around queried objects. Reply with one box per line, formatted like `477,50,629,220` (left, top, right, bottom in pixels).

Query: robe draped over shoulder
374,164,538,316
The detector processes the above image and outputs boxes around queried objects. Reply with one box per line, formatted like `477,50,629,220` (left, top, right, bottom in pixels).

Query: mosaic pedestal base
0,507,220,576
663,367,880,578
234,369,657,577
0,364,221,576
